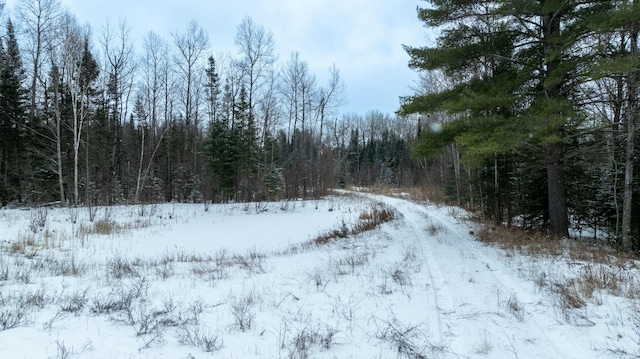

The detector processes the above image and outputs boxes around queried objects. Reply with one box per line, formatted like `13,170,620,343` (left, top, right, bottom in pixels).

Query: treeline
402,1,640,249
0,0,424,208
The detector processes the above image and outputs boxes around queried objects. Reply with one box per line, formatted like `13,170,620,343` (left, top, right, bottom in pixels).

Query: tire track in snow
416,200,594,359
351,192,454,347
394,200,452,345
349,190,595,358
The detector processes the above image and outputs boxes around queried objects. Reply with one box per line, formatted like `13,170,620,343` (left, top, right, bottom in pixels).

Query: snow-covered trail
0,193,631,358
362,192,599,359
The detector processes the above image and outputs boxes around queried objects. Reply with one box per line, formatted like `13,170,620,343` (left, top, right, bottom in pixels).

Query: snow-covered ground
0,191,638,358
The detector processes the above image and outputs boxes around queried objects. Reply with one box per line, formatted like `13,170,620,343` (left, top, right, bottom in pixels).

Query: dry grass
9,231,64,256
427,223,441,235
476,224,640,317
353,205,394,233
77,218,153,237
401,186,450,205
476,226,563,258
476,225,632,266
78,220,118,236
552,279,587,309
312,203,395,246
355,185,449,205
93,218,118,235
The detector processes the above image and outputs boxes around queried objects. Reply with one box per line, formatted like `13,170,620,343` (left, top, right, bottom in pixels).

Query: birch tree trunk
50,63,65,204
134,127,145,202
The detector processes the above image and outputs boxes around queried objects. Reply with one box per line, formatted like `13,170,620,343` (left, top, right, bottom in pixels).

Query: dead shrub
476,226,562,258
78,218,119,236
405,185,450,205
477,223,640,310
334,252,369,275
29,207,48,233
352,204,394,234
427,223,440,235
288,325,338,358
476,225,627,267
229,291,258,332
233,249,266,274
0,306,28,331
311,203,395,246
376,315,438,359
175,324,223,353
10,241,23,253
108,254,141,279
506,293,525,322
94,218,118,235
551,279,587,310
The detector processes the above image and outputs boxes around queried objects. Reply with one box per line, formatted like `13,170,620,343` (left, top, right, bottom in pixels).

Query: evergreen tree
235,84,258,201
402,0,613,237
0,19,27,205
79,38,99,93
206,118,237,202
206,79,239,203
205,56,221,125
78,37,99,205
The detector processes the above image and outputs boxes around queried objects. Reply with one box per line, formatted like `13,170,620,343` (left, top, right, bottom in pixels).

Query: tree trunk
135,126,145,202
86,123,90,205
72,90,84,207
622,26,638,251
542,8,569,238
316,97,325,197
494,155,501,226
452,144,462,206
52,68,65,205
56,108,65,204
622,114,634,249
546,142,569,237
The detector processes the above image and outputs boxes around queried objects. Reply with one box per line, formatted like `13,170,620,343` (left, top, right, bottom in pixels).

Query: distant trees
279,51,317,198
0,8,424,209
6,1,640,249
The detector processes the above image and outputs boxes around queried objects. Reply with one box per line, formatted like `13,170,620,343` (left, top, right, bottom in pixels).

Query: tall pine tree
402,0,613,237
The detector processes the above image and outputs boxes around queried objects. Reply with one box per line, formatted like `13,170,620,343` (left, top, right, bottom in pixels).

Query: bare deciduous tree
172,19,208,129
172,19,209,185
315,64,345,194
100,18,136,202
16,0,62,126
233,15,276,136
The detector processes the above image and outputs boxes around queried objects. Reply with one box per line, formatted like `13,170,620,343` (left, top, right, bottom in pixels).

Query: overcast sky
6,0,427,115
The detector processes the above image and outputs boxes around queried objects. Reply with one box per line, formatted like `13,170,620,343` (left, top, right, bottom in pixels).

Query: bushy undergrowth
477,225,640,323
312,202,395,246
360,185,450,205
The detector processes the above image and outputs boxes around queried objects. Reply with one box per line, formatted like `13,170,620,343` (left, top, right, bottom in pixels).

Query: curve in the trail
354,191,597,359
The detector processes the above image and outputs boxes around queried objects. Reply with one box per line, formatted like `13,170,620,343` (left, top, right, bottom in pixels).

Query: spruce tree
0,19,27,205
205,56,221,125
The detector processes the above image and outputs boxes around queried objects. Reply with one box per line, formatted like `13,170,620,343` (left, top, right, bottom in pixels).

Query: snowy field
0,190,638,358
